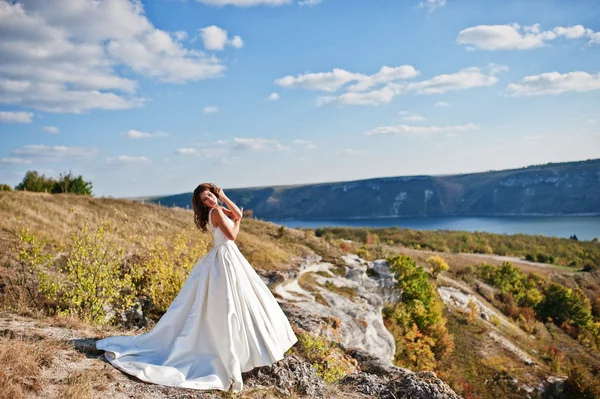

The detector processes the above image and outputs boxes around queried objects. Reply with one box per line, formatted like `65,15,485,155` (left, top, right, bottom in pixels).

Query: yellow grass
0,335,62,398
0,191,344,274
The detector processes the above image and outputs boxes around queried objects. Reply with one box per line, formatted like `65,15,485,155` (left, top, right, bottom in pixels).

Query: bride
96,183,298,392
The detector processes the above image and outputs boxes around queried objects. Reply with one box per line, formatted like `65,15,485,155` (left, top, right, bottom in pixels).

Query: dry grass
0,334,62,398
0,191,344,275
59,366,113,399
323,282,357,302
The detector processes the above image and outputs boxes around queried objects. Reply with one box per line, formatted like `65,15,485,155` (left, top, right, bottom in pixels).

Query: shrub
426,255,449,278
0,183,12,191
133,231,208,317
4,227,53,309
537,283,592,329
42,221,137,324
295,331,358,383
383,255,453,370
388,255,434,308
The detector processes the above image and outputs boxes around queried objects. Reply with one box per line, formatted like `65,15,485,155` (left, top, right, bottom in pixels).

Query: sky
0,0,599,198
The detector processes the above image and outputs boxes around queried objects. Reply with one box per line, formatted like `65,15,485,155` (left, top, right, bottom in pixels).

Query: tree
537,283,592,328
15,170,92,196
67,175,93,195
426,255,449,278
51,171,93,195
388,255,434,307
0,184,12,191
15,171,56,192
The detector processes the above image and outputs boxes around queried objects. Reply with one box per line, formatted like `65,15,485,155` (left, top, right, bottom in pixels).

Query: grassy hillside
2,191,600,398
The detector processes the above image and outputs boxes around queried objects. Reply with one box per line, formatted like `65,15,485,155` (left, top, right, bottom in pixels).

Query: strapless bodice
208,209,235,247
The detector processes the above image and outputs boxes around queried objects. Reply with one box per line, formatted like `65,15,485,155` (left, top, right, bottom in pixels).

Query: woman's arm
212,207,241,241
215,188,242,220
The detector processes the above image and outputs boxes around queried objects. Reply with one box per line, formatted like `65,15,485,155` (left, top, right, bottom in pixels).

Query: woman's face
199,190,218,209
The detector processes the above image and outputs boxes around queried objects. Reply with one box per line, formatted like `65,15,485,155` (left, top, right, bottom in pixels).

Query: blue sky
1,0,599,198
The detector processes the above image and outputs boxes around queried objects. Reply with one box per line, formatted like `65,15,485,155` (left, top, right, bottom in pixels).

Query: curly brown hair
192,183,220,232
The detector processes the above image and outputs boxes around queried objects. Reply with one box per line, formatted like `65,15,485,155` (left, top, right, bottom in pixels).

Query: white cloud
553,25,588,39
106,155,150,165
1,157,32,165
275,68,365,92
293,139,316,149
457,23,599,51
317,86,396,106
275,65,418,92
365,123,479,136
176,148,199,155
204,106,219,114
347,66,420,92
419,0,446,13
506,71,600,96
196,0,291,6
11,144,98,160
588,119,596,123
42,126,59,134
0,111,34,123
400,112,426,122
199,25,244,51
284,64,501,106
122,129,169,139
267,92,280,100
175,148,229,158
0,1,225,113
298,0,321,5
434,101,450,107
339,149,364,155
233,138,290,151
407,66,501,94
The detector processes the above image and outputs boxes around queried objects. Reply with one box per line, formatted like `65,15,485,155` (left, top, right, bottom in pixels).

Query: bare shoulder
211,207,226,226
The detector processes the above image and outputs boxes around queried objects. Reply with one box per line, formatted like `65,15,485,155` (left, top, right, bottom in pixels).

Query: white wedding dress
96,208,298,392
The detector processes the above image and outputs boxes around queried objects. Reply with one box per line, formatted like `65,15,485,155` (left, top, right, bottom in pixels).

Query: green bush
426,255,449,278
42,221,137,324
295,331,359,383
3,227,53,309
383,255,453,370
14,170,93,196
537,284,592,329
132,231,208,318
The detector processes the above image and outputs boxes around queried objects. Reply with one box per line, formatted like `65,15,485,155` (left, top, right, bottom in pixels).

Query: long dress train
96,208,298,392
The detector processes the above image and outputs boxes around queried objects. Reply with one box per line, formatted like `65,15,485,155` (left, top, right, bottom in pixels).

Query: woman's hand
215,187,224,199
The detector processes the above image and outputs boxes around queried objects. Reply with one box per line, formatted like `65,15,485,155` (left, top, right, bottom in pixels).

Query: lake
268,216,600,241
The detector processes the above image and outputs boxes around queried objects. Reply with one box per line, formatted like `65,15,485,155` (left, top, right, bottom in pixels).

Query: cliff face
153,159,600,219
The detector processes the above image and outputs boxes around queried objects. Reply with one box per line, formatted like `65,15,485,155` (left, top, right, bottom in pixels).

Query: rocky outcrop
262,254,463,398
244,345,463,399
273,255,396,366
341,348,462,399
243,355,326,396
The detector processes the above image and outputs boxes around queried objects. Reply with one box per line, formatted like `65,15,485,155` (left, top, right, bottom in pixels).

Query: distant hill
150,159,600,219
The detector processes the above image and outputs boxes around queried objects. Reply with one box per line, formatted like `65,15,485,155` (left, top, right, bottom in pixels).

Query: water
268,216,600,241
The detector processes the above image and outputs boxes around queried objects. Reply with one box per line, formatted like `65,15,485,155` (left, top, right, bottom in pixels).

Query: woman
96,183,298,392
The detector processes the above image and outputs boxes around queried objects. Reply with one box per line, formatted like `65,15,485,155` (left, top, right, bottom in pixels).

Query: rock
277,256,397,366
540,376,568,399
243,355,326,396
345,347,408,377
340,373,387,396
119,298,151,329
382,371,463,399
